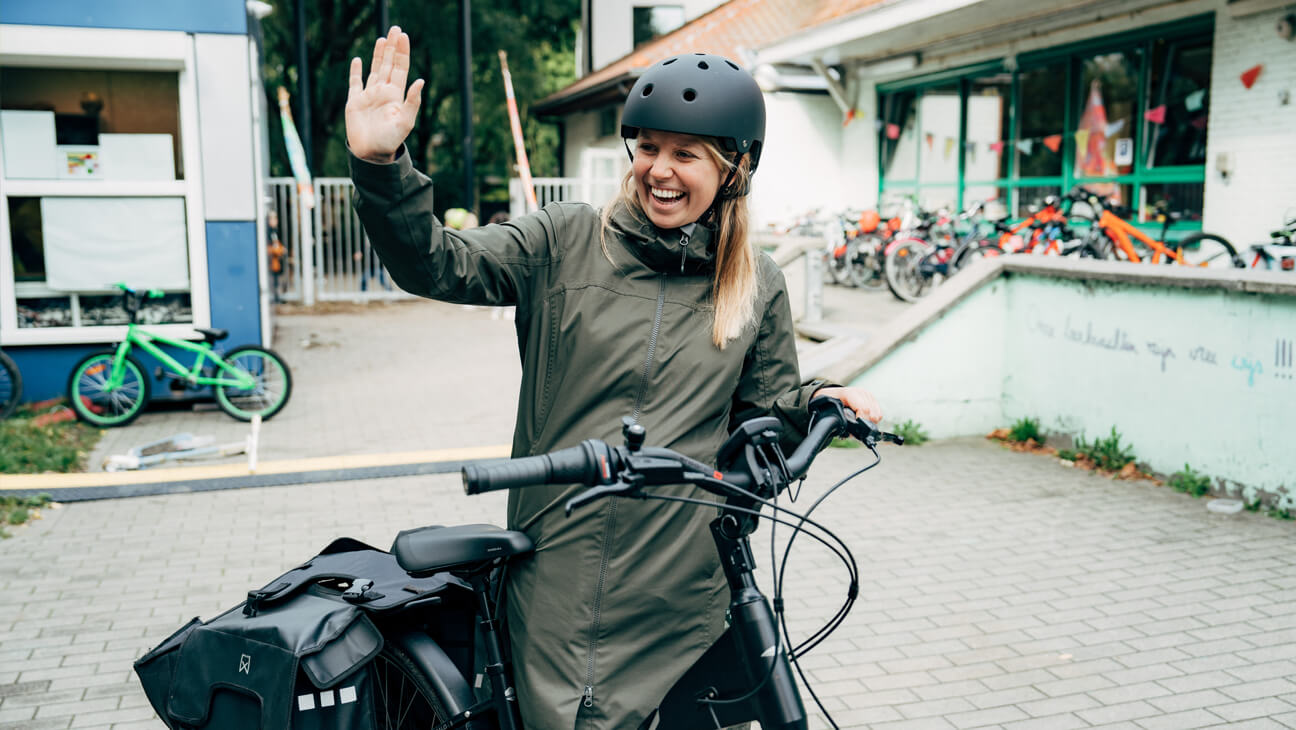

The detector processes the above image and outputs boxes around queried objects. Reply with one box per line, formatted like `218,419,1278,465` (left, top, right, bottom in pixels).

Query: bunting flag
874,118,884,132
1240,64,1262,89
1184,89,1206,112
965,141,977,164
1042,134,1063,153
843,108,857,128
1015,139,1034,155
886,123,900,140
943,137,956,159
1074,128,1091,153
925,132,934,150
1105,119,1125,136
1144,105,1167,124
1191,115,1209,130
989,140,1005,153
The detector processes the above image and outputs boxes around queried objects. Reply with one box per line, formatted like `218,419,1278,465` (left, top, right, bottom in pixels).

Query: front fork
106,340,134,391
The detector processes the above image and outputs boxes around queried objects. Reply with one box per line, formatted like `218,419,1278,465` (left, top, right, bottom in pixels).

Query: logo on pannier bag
297,686,359,711
238,654,251,674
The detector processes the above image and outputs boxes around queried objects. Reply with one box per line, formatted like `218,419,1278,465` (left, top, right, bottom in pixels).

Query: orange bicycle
1066,187,1242,268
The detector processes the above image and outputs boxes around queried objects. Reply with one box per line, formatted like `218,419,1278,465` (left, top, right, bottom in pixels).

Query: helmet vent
698,61,709,70
682,88,697,102
663,58,677,65
725,60,739,70
642,83,654,97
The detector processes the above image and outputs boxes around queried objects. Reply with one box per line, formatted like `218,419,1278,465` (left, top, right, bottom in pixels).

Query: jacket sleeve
349,146,560,306
730,258,829,453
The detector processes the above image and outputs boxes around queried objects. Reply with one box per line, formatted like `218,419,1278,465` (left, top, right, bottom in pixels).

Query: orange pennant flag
1042,134,1063,153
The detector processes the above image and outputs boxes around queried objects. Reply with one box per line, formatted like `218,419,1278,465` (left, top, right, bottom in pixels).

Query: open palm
346,26,425,163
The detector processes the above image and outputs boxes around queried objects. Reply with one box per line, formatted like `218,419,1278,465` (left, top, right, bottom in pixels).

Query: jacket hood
607,200,717,276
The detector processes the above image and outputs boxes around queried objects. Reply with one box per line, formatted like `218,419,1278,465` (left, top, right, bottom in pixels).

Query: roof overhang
755,0,1202,70
531,71,640,118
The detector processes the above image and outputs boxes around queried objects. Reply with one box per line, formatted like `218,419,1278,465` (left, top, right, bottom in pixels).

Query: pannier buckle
342,579,379,603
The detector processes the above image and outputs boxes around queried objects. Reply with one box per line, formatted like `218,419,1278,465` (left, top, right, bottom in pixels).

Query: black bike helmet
621,53,766,179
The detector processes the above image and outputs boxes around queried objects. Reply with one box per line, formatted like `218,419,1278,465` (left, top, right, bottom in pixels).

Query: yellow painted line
0,444,512,491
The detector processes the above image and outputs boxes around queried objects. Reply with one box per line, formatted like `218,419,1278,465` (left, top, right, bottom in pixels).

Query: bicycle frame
104,325,256,391
1097,210,1186,264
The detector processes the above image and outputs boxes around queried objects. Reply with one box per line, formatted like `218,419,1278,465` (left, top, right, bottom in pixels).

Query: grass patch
829,436,863,448
1168,463,1212,498
1,494,53,537
0,401,102,474
1008,417,1042,443
893,419,929,446
1074,427,1135,472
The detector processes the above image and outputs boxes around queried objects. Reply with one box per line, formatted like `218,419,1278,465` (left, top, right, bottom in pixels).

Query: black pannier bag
134,537,472,729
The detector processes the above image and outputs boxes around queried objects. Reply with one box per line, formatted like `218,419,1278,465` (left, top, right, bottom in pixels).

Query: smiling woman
631,130,721,229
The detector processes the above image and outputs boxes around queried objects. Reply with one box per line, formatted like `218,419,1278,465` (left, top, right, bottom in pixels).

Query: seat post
469,571,522,730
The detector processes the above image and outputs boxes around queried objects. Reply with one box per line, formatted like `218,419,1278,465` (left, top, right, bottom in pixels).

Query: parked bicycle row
782,188,1296,303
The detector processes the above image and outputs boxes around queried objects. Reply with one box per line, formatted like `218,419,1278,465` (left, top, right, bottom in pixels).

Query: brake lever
564,480,638,516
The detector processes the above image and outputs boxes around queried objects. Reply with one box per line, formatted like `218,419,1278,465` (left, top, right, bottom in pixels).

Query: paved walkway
2,285,1294,729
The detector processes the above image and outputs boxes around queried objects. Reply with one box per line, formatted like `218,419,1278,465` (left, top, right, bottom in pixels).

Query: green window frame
876,14,1212,238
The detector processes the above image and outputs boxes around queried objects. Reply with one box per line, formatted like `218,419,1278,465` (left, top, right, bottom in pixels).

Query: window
633,6,684,48
877,18,1211,228
0,25,208,344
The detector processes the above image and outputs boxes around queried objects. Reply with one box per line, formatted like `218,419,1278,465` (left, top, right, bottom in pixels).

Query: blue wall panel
205,221,262,349
1,0,246,35
5,345,96,404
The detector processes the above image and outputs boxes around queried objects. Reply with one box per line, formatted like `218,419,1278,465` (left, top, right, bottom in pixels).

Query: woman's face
632,130,722,229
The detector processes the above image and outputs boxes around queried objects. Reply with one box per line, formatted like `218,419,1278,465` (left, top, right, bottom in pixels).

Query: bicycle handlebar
462,398,902,510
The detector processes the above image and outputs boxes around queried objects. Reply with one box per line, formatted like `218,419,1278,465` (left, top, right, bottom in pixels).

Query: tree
259,0,578,216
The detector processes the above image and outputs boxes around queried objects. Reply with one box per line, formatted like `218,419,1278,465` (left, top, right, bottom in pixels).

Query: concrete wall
1202,7,1296,247
843,259,1296,497
750,92,846,228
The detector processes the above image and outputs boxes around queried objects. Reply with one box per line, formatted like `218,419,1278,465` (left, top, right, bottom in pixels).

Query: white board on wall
100,133,176,180
41,197,190,291
1,110,58,179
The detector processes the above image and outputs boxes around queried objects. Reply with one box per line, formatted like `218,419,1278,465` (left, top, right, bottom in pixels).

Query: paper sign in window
40,197,190,292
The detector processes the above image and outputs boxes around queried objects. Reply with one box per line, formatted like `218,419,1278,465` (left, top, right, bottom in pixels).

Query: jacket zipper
584,277,666,709
678,231,689,274
582,496,619,708
630,278,667,424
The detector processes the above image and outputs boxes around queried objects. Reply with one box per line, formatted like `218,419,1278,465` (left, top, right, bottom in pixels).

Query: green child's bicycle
67,284,292,427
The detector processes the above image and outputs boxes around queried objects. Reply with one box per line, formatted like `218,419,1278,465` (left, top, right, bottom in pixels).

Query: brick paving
2,286,1294,729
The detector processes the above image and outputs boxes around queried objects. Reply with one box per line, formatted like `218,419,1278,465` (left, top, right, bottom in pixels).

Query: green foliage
1074,427,1136,472
260,0,580,215
1,494,52,538
893,419,929,446
1008,417,1042,443
1056,448,1077,461
829,436,863,449
0,406,101,474
1168,463,1212,498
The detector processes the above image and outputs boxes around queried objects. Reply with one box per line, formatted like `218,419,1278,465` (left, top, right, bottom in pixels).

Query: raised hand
346,26,425,163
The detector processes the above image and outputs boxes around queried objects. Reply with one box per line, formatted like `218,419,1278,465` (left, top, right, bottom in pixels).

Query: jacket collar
607,200,717,276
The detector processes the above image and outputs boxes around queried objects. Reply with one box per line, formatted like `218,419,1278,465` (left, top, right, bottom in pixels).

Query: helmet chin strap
700,152,746,227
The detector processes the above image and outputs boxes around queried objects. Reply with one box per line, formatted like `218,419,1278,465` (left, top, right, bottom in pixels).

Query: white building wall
591,0,729,70
750,92,845,228
1202,8,1296,247
194,33,254,220
841,76,880,210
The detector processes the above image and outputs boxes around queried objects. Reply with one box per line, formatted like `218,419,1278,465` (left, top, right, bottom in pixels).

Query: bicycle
1065,187,1243,268
140,398,900,730
66,283,292,427
0,348,21,420
883,201,1006,302
1211,216,1296,271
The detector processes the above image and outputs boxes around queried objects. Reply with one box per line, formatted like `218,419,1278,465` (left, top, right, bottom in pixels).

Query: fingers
378,25,400,86
404,78,425,115
366,36,386,88
347,56,363,101
390,29,411,92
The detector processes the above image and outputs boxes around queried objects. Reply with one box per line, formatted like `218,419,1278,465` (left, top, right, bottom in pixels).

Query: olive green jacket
351,148,822,730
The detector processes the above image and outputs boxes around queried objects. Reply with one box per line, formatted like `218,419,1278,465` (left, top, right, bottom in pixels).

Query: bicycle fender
389,630,478,720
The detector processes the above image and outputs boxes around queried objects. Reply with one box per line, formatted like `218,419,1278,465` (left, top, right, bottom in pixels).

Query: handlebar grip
462,441,614,495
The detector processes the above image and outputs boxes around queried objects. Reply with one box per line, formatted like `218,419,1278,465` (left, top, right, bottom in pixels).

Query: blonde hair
599,136,758,349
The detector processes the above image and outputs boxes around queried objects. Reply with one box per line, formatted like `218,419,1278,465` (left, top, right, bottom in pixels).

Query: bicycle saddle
392,523,533,574
194,327,228,343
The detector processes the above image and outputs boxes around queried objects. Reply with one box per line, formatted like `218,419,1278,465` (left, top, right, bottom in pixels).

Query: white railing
509,176,622,216
269,177,414,304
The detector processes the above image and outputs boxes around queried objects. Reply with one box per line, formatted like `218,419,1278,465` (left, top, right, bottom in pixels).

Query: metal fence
509,177,622,217
268,177,413,304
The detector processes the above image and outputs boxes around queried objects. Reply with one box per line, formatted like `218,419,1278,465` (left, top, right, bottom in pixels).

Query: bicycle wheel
371,643,453,730
952,242,1003,271
214,346,292,421
1174,233,1243,269
68,351,151,427
847,237,885,289
0,349,21,421
884,239,934,302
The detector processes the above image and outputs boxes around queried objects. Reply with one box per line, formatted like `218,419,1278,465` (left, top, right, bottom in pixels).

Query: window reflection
1146,38,1210,167
918,84,959,185
965,74,1011,183
1075,51,1140,206
880,91,917,181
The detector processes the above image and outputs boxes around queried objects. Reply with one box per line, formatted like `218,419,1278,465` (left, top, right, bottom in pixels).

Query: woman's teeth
652,188,684,201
